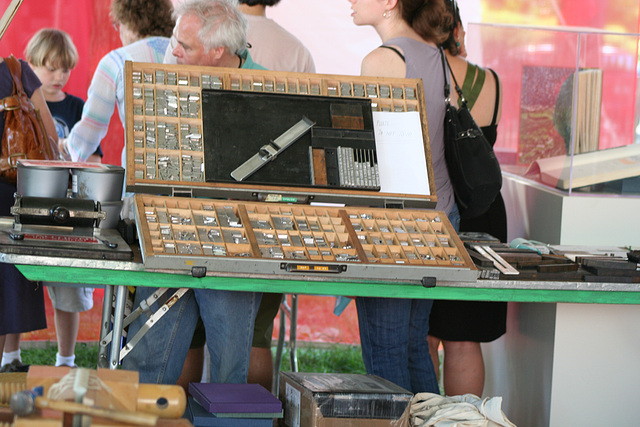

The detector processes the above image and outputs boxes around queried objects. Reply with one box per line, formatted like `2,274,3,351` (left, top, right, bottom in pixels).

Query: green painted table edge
15,264,640,305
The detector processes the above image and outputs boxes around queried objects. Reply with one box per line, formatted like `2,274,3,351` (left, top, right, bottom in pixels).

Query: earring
456,42,461,47
383,9,390,18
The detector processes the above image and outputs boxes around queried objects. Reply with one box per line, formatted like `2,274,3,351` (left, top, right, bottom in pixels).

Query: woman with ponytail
349,0,455,393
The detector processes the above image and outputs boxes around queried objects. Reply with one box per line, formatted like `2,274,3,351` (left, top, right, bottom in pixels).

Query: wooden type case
124,62,476,283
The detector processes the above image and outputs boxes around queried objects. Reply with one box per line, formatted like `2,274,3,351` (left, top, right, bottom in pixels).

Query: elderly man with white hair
122,0,266,385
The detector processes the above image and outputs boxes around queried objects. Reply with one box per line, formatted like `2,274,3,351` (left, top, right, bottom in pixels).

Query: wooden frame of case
134,194,476,283
124,61,436,209
124,62,476,282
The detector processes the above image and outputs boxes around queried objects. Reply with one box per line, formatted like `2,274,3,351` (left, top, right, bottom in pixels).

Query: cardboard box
278,372,412,427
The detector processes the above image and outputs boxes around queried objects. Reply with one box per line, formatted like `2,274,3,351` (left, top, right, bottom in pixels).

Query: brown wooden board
134,194,476,283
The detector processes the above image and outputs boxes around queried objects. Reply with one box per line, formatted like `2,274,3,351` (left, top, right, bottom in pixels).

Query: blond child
25,29,102,162
24,28,101,368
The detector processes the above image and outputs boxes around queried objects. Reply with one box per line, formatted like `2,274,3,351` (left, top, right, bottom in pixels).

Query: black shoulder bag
439,47,502,219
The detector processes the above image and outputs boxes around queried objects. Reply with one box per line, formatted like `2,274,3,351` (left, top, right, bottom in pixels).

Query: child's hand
58,138,71,160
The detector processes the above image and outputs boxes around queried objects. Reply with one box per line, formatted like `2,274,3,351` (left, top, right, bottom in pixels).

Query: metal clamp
100,287,171,349
118,287,190,362
473,245,519,275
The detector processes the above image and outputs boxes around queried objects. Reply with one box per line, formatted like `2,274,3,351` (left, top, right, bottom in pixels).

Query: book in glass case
466,23,639,195
519,66,602,165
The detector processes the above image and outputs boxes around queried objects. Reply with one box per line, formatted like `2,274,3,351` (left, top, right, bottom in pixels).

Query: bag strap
488,68,500,126
460,64,485,110
440,48,491,115
4,55,24,96
439,47,450,101
439,47,465,107
378,45,406,62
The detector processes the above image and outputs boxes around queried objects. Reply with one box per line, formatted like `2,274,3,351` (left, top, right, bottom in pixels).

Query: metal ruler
231,116,314,181
473,245,519,275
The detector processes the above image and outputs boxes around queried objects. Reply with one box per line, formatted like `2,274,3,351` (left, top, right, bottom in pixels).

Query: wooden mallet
10,389,158,426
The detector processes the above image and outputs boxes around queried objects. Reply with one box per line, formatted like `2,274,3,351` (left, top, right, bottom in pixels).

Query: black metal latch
191,266,207,278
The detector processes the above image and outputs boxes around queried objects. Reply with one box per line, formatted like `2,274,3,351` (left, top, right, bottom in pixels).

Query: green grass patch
22,342,365,374
21,342,100,368
278,344,366,374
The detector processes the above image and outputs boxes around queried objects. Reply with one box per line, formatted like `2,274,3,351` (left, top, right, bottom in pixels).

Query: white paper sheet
373,111,430,195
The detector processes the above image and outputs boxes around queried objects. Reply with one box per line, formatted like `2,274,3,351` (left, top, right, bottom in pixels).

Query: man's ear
209,46,226,62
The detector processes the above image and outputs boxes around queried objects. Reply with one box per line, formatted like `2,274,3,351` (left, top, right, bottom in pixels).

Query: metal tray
134,195,476,283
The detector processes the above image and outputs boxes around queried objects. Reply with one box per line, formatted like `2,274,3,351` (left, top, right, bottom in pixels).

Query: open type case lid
124,61,437,209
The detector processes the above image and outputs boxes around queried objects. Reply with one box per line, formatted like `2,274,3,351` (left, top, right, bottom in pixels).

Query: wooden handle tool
11,390,158,426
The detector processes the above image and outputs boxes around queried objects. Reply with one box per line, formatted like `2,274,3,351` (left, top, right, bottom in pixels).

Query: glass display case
466,23,640,196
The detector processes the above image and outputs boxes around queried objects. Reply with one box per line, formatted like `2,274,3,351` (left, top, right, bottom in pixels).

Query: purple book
188,383,283,414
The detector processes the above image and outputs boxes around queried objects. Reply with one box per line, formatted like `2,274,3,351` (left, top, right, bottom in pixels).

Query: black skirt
429,194,507,342
0,180,47,335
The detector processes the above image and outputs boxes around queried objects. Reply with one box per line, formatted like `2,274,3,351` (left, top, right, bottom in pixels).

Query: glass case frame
467,23,640,196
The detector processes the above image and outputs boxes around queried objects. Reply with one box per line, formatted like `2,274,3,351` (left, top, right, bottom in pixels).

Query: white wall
170,0,483,74
484,302,640,427
267,0,377,76
266,0,483,76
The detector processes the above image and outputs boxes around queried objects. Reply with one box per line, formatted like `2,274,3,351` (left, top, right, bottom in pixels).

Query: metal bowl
16,162,70,198
74,165,125,202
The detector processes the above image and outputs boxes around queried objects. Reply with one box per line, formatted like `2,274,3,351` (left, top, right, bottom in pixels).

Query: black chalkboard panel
201,90,374,188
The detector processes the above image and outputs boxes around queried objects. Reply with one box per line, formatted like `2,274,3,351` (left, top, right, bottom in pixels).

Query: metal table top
5,251,640,305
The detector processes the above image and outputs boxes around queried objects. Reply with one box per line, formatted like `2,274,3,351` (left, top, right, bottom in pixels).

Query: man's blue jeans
356,297,439,393
122,286,261,384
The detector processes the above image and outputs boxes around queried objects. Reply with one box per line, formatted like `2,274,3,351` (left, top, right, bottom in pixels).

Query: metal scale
0,194,132,261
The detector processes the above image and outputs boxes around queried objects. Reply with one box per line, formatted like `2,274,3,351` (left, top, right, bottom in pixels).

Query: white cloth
66,37,169,164
411,393,516,427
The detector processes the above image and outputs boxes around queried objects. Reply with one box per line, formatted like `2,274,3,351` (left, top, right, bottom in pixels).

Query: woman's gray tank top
383,37,454,215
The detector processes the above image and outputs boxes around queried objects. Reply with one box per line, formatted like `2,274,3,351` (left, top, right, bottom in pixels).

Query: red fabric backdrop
3,0,364,347
1,0,124,165
25,292,361,345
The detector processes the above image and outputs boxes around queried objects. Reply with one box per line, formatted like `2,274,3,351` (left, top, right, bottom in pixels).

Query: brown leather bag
0,55,59,184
